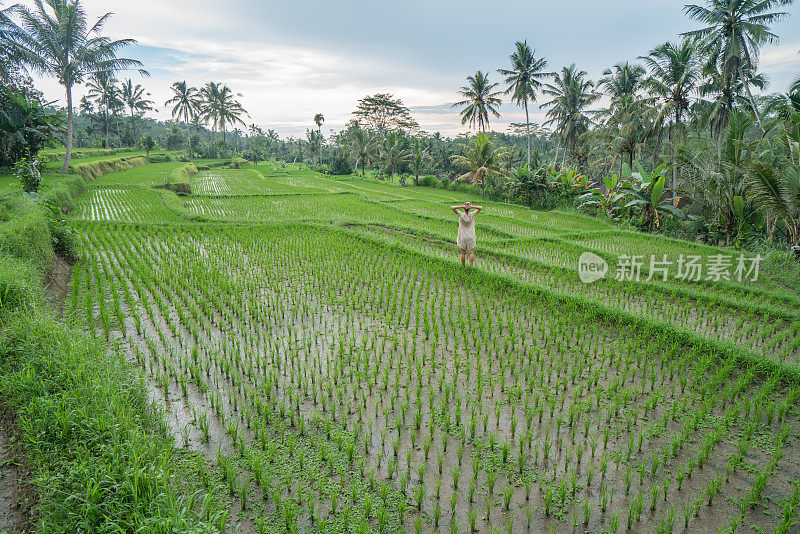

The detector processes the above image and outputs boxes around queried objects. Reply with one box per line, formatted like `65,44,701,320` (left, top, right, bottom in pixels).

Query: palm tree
409,138,429,186
314,113,324,164
379,131,410,181
597,62,649,172
120,78,152,140
305,129,322,167
120,79,153,117
14,0,145,173
452,71,503,133
346,128,375,176
540,64,600,166
451,134,509,198
166,81,199,149
599,62,646,105
86,71,121,147
683,0,792,131
641,39,701,189
0,2,21,83
697,67,766,143
748,119,800,246
498,41,550,168
200,82,247,143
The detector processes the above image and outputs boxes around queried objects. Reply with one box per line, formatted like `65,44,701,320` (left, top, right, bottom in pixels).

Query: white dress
457,210,477,250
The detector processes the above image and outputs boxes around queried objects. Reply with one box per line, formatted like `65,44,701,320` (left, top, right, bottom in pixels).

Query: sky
18,0,800,138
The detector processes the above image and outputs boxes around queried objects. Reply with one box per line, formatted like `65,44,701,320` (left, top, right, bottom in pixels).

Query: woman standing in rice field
451,201,482,266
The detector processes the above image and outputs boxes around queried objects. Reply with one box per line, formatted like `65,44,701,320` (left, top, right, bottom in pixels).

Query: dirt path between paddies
45,253,74,318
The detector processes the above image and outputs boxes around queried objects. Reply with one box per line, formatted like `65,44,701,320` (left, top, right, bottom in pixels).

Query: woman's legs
460,248,466,266
469,249,475,266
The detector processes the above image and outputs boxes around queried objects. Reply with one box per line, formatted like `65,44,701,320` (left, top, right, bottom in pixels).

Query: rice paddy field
64,161,800,533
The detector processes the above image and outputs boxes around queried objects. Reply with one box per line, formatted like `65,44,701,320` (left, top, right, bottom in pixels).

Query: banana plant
548,165,589,191
577,172,629,220
618,161,685,232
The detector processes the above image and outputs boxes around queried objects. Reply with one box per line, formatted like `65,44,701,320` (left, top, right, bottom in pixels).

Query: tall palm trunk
62,85,74,174
739,65,765,133
104,108,109,147
554,139,561,168
524,98,531,168
671,110,681,193
185,113,191,153
318,125,322,166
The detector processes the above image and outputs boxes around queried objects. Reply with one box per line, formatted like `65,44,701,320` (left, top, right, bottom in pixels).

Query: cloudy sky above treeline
18,0,800,138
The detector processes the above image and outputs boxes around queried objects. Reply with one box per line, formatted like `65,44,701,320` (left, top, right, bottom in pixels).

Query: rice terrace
2,1,800,533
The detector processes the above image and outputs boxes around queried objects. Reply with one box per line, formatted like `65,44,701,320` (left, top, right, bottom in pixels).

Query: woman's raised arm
451,205,463,213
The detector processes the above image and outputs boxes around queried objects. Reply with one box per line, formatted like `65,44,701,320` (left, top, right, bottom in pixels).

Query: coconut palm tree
697,66,766,143
166,81,199,149
683,0,792,131
498,41,550,168
599,62,646,106
305,129,322,167
452,71,503,133
540,64,600,166
87,71,122,147
451,134,509,198
200,82,247,144
346,127,375,176
0,2,21,83
313,113,324,164
748,115,800,246
641,39,701,189
409,138,429,186
120,79,152,117
13,0,145,173
120,78,152,139
379,131,410,181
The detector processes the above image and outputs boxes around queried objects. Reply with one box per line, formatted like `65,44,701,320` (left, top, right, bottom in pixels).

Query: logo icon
579,252,608,284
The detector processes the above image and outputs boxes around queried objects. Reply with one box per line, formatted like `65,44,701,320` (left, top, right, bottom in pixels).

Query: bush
154,182,192,196
330,156,353,175
13,156,44,193
418,175,439,188
42,174,87,214
147,153,173,163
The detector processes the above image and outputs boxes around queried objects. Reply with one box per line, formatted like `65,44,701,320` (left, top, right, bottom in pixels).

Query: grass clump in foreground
0,189,216,532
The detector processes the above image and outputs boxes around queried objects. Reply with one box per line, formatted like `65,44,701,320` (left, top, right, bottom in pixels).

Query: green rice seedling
650,484,661,513
414,485,424,510
544,484,554,516
583,498,592,525
469,474,476,503
469,507,478,532
503,483,513,510
487,471,497,496
363,493,373,518
609,511,620,533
